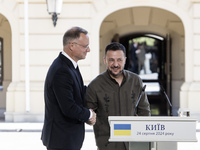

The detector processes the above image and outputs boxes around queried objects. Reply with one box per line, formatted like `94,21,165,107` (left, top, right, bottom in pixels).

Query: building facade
0,0,200,122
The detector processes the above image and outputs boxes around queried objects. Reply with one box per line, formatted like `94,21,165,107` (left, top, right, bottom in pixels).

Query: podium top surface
108,116,197,122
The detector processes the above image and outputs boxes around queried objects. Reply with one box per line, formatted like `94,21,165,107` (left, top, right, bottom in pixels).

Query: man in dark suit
41,27,96,150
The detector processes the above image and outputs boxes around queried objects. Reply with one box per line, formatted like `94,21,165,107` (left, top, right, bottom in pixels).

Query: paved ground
0,123,97,150
0,122,199,150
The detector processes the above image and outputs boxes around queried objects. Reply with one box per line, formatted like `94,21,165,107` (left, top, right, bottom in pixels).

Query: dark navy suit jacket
41,52,90,149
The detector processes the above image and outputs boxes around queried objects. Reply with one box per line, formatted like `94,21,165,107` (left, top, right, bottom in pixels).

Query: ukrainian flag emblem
114,124,131,136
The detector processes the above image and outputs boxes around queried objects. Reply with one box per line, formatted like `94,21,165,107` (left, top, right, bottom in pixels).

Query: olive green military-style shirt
85,70,151,150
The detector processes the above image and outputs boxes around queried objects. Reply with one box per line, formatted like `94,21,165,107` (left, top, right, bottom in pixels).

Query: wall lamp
46,0,63,27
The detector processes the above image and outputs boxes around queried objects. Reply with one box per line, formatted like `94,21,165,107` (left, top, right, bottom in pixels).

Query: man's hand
86,109,96,126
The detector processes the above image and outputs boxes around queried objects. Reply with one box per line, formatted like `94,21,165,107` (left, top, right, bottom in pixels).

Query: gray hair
63,27,88,46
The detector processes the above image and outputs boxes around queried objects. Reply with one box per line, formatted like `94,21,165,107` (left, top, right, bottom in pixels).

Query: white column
24,0,30,112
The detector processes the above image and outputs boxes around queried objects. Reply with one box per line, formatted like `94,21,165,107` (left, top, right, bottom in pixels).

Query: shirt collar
61,51,78,69
106,69,126,85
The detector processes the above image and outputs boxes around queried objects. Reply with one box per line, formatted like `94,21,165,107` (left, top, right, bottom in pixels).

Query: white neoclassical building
0,0,200,122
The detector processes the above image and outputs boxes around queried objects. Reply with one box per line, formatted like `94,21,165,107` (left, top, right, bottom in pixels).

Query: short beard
108,69,123,78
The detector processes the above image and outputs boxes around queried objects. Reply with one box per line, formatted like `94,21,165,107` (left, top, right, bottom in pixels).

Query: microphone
160,84,172,107
134,85,146,116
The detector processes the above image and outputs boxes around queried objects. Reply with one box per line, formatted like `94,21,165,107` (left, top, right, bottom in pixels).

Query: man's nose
86,47,90,52
113,60,118,66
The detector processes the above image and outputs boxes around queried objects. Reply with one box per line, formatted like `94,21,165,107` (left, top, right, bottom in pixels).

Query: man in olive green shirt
85,42,150,150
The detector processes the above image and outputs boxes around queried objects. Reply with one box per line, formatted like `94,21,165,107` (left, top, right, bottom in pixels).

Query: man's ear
103,56,106,64
124,56,127,62
68,42,74,51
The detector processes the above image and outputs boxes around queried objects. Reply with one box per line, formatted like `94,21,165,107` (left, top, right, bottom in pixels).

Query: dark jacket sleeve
52,67,90,122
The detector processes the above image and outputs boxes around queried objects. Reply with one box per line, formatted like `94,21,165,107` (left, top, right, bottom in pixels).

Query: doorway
0,14,12,121
120,33,172,116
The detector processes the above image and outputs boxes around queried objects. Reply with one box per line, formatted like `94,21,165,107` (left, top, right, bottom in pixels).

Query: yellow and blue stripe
114,124,131,136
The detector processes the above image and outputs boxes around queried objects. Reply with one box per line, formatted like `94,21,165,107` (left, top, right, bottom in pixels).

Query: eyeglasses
73,42,89,50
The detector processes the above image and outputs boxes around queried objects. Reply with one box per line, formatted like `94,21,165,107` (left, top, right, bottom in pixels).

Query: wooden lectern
109,116,197,150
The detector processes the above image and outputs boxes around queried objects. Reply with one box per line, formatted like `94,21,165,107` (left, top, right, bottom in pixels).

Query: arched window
0,37,3,88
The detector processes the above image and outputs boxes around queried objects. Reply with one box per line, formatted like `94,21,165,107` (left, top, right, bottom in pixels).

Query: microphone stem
135,91,144,108
134,85,146,116
163,91,172,107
